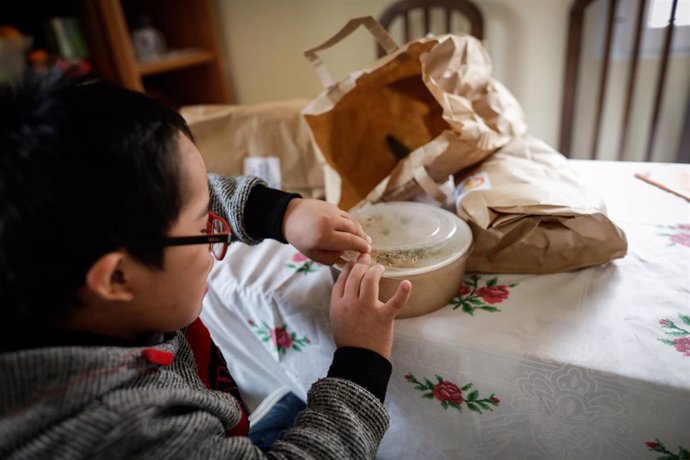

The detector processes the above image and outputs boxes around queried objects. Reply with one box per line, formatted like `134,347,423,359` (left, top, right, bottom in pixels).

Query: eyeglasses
164,212,231,261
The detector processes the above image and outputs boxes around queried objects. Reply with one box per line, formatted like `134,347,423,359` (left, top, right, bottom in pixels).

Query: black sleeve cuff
327,347,392,403
244,185,302,243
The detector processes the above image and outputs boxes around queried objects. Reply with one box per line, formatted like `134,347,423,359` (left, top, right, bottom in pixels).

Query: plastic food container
332,202,473,318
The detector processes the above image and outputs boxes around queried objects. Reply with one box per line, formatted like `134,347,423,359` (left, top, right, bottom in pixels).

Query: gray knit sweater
0,175,390,459
0,332,389,459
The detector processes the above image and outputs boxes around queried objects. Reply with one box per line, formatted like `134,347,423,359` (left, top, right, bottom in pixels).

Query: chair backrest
560,0,689,162
377,0,484,57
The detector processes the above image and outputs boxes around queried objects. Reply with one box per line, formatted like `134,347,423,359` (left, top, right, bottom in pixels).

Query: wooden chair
377,0,484,57
559,0,689,162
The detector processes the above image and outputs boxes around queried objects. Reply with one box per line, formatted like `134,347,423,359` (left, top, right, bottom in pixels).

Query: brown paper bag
455,136,628,273
181,100,324,198
302,17,526,210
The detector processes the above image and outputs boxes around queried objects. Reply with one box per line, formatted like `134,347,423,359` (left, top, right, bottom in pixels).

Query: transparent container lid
347,202,472,274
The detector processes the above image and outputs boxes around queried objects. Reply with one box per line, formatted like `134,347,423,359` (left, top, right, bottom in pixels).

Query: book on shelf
43,17,88,60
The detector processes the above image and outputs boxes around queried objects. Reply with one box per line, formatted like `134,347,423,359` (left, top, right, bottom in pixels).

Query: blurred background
2,0,688,162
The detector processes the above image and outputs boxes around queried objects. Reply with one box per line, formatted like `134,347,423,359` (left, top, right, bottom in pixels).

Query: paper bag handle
304,16,398,88
413,165,448,203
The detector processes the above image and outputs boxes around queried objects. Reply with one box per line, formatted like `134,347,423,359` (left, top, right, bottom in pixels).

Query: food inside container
334,202,473,318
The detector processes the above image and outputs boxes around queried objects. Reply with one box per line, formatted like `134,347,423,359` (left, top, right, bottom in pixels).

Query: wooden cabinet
83,0,231,106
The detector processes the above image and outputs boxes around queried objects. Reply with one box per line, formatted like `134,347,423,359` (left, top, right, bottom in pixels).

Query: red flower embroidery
270,327,294,349
475,285,510,304
662,224,690,247
452,275,518,315
670,233,690,247
286,252,320,274
433,380,463,405
658,314,690,357
249,321,310,354
406,373,499,414
674,337,690,357
292,253,308,262
644,438,689,458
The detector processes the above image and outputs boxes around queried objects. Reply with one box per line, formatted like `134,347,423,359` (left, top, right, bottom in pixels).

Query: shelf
137,49,215,76
82,0,231,103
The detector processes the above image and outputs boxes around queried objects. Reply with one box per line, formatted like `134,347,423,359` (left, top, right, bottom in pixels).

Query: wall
213,0,571,149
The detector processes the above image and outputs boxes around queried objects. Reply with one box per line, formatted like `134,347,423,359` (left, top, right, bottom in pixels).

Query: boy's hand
330,253,412,359
283,198,371,265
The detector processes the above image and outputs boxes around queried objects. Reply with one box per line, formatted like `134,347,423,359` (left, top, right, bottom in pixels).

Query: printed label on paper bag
244,156,281,190
454,172,491,204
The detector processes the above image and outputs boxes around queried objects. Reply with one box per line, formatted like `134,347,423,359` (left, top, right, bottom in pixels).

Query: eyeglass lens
210,214,226,259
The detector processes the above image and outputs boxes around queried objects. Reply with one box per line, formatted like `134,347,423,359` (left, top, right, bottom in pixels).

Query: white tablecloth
202,160,690,459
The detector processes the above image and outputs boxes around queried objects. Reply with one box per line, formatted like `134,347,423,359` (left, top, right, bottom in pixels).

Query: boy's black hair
0,71,194,331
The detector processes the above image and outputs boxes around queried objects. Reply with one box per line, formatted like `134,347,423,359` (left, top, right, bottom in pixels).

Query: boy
0,72,411,458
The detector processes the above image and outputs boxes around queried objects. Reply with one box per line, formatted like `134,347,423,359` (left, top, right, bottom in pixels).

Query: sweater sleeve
95,378,389,460
327,347,392,404
208,174,301,245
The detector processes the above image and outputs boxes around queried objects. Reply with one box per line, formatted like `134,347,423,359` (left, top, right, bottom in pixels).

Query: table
201,160,690,459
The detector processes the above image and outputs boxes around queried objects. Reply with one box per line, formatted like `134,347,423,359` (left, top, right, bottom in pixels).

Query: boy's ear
84,252,134,302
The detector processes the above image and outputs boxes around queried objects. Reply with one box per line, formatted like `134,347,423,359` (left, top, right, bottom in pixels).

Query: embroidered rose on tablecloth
475,285,510,304
645,438,690,459
405,372,500,414
658,224,690,248
450,273,518,315
286,252,320,274
433,380,464,405
248,320,310,354
657,314,690,357
270,327,293,349
670,233,690,246
672,337,690,356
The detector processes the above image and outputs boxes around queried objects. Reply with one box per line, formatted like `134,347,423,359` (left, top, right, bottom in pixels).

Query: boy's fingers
381,280,412,318
330,232,370,254
335,216,371,248
311,250,341,266
343,263,368,298
343,253,371,298
337,214,371,242
334,216,358,233
360,264,384,301
333,260,354,298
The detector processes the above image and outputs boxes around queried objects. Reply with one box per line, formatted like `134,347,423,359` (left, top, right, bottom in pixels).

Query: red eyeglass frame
164,212,231,261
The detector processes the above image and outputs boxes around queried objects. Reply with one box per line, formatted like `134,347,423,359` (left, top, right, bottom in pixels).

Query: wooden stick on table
634,172,690,202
